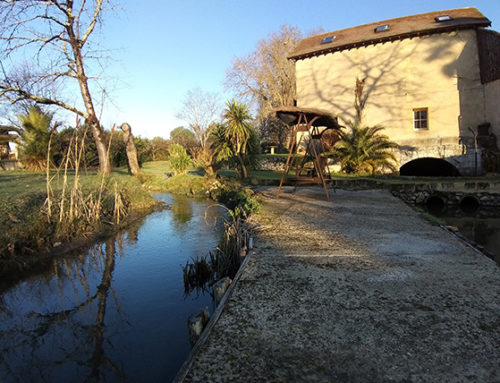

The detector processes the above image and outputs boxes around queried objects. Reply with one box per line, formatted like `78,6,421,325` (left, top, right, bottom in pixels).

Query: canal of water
0,193,226,383
425,205,500,265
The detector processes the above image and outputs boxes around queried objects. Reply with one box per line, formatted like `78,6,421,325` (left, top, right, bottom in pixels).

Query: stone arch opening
425,195,447,215
400,158,461,177
460,195,480,214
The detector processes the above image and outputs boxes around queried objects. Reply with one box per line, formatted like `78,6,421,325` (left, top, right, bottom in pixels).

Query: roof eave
289,22,491,61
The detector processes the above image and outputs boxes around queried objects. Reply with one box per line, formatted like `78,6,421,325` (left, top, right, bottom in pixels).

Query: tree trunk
87,116,111,174
67,18,111,175
237,153,247,179
120,123,140,175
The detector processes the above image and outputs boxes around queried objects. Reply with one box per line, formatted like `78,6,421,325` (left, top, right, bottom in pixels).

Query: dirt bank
180,186,500,382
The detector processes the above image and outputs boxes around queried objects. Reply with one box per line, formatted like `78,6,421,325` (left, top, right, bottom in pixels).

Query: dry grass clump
0,125,156,271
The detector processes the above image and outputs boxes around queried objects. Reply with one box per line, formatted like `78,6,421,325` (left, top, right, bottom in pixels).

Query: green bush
168,144,192,174
217,186,260,216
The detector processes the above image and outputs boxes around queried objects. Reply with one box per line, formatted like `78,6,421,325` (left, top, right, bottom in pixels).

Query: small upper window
435,15,453,22
413,108,428,130
374,24,390,33
321,36,336,44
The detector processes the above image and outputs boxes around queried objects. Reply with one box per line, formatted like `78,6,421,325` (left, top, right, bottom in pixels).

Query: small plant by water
182,201,255,296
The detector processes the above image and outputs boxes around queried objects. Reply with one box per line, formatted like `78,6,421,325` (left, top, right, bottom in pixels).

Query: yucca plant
335,121,398,174
222,99,254,179
168,143,191,174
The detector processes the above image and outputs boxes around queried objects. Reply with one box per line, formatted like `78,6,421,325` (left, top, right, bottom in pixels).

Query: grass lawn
2,162,498,260
140,160,172,176
0,171,49,200
0,168,157,265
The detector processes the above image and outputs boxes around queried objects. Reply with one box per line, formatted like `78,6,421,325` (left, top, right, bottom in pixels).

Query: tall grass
1,122,156,264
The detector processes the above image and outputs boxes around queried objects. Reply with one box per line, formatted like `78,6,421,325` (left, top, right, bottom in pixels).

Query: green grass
139,161,221,197
0,169,157,267
0,169,155,209
140,160,172,176
0,171,50,199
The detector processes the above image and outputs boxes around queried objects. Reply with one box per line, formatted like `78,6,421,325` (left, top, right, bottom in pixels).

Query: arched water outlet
426,195,447,214
460,195,480,214
400,157,461,177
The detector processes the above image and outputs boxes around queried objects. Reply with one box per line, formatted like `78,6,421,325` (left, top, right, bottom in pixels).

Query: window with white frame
413,108,428,130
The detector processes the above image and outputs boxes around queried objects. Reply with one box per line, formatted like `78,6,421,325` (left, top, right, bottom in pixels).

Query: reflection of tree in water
171,194,193,230
0,238,125,382
122,214,148,246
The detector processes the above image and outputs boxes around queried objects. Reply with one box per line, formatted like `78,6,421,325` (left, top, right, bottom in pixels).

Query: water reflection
171,194,193,230
424,206,500,265
0,241,124,382
0,194,226,382
444,216,500,265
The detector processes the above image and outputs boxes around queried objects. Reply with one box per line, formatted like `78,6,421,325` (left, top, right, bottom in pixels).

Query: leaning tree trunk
236,153,248,179
120,123,140,175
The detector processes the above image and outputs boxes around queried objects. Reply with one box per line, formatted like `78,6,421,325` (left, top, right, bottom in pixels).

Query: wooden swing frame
273,107,341,201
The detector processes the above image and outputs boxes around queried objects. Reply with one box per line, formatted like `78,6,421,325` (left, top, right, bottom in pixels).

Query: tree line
0,1,397,177
3,105,173,170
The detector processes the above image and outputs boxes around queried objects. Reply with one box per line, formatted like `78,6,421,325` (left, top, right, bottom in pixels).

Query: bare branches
80,0,104,46
0,0,113,173
0,83,85,116
225,25,302,120
177,88,221,150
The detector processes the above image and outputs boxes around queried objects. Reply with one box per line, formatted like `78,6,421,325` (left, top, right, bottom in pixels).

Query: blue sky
97,0,499,139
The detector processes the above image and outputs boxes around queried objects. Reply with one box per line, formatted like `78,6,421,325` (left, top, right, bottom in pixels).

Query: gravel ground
180,186,500,383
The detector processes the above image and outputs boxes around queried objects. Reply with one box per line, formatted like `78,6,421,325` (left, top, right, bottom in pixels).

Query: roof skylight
435,15,453,22
374,24,390,33
321,36,336,44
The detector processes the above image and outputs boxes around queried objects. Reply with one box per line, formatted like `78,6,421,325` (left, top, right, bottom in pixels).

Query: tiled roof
289,7,491,60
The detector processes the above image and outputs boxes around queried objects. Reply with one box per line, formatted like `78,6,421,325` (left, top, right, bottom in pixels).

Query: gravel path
180,186,500,382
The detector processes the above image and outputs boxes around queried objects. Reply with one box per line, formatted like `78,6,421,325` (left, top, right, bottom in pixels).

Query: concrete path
180,186,500,382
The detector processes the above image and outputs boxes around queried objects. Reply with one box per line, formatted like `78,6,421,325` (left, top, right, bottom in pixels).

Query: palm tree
335,122,398,174
210,122,234,163
222,99,253,179
18,106,56,170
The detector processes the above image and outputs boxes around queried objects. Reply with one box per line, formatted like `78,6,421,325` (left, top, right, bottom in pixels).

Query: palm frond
334,121,398,174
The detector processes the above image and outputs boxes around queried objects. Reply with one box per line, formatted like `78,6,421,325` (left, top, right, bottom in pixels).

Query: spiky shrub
18,106,56,170
210,122,261,177
335,122,398,174
168,144,192,174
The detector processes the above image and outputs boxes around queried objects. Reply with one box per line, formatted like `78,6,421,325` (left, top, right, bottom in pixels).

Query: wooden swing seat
285,176,323,185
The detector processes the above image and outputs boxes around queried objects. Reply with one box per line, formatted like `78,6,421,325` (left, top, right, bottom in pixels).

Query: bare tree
225,25,303,119
0,0,113,174
176,88,221,150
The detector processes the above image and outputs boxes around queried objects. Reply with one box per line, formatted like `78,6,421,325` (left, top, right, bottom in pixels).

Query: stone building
289,7,500,175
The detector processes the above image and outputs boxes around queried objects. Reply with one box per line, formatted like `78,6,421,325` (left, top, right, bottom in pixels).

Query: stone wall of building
294,29,493,175
396,137,482,175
